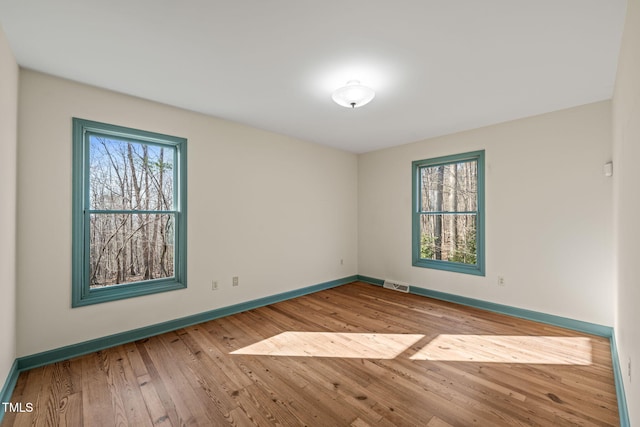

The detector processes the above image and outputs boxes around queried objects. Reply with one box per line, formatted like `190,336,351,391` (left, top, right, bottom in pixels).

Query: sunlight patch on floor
410,335,592,365
230,331,425,359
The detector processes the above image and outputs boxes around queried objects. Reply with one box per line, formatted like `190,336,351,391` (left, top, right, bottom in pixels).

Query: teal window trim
72,118,187,307
412,150,485,276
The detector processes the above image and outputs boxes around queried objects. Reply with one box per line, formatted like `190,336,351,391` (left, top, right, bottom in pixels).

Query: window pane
89,136,174,211
420,161,477,212
419,214,477,265
89,213,175,288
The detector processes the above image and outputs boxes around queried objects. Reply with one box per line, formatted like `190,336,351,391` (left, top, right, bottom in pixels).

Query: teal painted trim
71,118,187,307
417,210,478,215
356,275,384,286
17,275,357,372
0,359,19,424
411,150,485,276
89,209,177,215
71,118,85,307
74,279,187,307
6,276,629,424
414,255,486,276
610,332,630,426
361,277,629,422
359,275,612,337
476,150,486,276
410,286,612,337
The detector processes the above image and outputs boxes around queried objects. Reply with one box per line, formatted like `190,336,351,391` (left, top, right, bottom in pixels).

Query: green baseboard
17,275,357,371
358,275,612,336
2,275,629,425
0,275,356,417
610,332,630,427
0,359,19,424
357,274,629,425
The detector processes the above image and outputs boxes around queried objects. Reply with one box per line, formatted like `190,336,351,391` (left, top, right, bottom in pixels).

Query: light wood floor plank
2,282,620,426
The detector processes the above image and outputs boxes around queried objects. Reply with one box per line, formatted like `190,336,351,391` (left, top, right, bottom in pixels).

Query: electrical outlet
232,276,239,286
212,280,218,291
497,276,506,286
340,259,344,266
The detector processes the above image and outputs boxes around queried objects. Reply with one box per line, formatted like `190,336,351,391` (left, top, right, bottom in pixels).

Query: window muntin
73,118,187,306
412,151,485,276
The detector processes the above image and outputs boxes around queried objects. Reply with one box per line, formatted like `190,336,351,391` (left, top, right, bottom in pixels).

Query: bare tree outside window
72,118,187,307
88,137,176,288
413,150,484,275
419,160,478,265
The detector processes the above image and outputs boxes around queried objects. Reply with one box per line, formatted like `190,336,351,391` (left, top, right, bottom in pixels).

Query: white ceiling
0,0,627,153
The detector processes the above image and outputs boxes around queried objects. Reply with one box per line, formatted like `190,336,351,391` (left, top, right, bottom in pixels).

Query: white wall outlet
497,275,506,286
232,276,239,286
212,280,218,291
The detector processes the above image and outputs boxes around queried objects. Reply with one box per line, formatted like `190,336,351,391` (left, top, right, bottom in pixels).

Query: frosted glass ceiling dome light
332,80,375,108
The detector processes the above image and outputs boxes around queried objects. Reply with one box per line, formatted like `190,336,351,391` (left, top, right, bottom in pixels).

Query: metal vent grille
383,280,410,293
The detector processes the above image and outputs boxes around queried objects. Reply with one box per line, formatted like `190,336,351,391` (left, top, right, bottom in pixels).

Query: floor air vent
383,280,410,293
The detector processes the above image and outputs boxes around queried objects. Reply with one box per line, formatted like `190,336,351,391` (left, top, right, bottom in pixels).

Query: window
412,150,485,276
72,118,187,307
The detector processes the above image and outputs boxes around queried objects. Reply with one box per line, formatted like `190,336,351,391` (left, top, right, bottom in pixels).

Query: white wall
612,0,640,421
0,25,18,391
16,70,358,357
359,101,614,326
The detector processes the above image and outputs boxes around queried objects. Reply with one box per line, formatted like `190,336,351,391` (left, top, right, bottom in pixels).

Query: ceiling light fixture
331,80,375,109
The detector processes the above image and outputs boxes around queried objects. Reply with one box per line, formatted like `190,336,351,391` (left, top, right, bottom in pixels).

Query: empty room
0,1,638,426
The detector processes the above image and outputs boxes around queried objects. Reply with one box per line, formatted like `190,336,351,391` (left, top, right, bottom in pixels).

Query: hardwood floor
2,282,620,426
